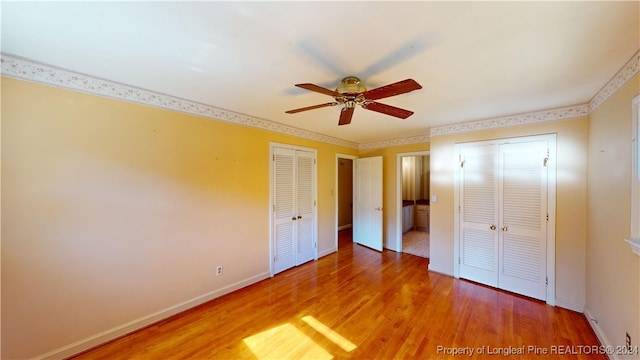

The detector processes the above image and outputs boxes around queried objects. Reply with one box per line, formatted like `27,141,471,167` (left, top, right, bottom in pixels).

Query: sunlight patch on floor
301,316,357,352
243,323,333,360
242,316,358,359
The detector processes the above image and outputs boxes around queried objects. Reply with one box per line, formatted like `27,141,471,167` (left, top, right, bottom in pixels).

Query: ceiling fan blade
285,102,339,114
363,101,414,119
338,106,355,126
295,83,343,97
362,79,422,100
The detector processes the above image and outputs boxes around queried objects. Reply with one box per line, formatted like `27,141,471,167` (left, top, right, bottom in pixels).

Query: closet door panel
273,148,297,274
498,141,548,300
296,151,315,265
459,144,499,287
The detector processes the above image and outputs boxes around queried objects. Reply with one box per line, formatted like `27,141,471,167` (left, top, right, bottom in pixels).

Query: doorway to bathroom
397,151,430,258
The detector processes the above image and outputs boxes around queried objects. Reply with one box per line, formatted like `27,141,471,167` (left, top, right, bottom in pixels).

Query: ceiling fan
285,76,422,125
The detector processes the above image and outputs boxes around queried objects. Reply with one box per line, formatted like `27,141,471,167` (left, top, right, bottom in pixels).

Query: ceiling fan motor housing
336,76,367,94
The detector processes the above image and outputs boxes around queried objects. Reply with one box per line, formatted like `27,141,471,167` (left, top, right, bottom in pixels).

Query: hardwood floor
72,229,605,359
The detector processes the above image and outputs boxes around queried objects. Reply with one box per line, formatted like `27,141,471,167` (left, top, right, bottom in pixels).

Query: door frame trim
453,134,556,306
269,142,318,277
396,151,430,253
335,153,358,253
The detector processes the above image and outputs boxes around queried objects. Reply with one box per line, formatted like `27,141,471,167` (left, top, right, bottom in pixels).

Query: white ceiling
2,1,639,144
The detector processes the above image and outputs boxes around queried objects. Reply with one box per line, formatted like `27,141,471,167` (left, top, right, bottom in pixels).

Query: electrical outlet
216,265,223,276
626,332,631,351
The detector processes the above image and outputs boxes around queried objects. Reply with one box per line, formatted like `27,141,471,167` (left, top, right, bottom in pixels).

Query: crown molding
429,103,590,137
589,48,640,112
430,48,640,137
359,134,430,150
0,54,359,150
4,48,639,147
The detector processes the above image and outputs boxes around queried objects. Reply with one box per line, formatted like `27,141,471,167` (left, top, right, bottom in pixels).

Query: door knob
490,225,496,230
292,217,297,221
297,215,302,219
501,226,508,232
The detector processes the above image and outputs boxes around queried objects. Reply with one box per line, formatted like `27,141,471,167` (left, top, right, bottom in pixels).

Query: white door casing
395,151,430,252
354,156,383,251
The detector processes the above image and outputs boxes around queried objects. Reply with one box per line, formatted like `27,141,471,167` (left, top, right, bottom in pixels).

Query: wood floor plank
72,230,605,359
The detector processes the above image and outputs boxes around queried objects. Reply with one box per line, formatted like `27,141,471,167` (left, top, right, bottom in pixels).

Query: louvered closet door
458,137,552,301
295,150,315,265
498,141,548,301
273,147,297,274
459,144,500,287
272,147,317,275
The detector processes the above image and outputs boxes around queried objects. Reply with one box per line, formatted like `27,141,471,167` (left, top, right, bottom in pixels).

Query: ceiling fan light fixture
286,77,421,125
336,76,366,94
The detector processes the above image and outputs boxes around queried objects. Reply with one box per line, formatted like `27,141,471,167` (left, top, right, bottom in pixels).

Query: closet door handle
501,226,508,232
297,216,302,219
292,217,297,221
490,225,496,230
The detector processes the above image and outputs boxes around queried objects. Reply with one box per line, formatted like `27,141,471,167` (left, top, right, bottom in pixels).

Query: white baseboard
555,298,585,313
338,224,352,231
584,307,616,360
34,272,271,360
318,247,337,258
427,264,454,277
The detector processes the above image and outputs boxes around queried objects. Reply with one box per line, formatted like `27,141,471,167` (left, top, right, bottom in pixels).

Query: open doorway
336,154,357,250
397,151,430,258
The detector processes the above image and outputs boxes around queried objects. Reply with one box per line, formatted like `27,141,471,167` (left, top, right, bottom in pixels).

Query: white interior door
272,146,317,275
354,156,383,251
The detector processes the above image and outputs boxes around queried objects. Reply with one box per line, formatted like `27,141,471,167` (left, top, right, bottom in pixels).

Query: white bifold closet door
272,147,316,275
459,138,551,301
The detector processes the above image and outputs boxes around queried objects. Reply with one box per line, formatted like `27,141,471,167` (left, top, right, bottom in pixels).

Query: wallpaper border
3,48,639,148
428,104,590,137
429,48,640,138
0,54,359,150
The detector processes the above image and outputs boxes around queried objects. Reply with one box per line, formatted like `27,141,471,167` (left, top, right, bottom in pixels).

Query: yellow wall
586,73,640,350
429,117,590,311
4,70,639,358
1,77,357,359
